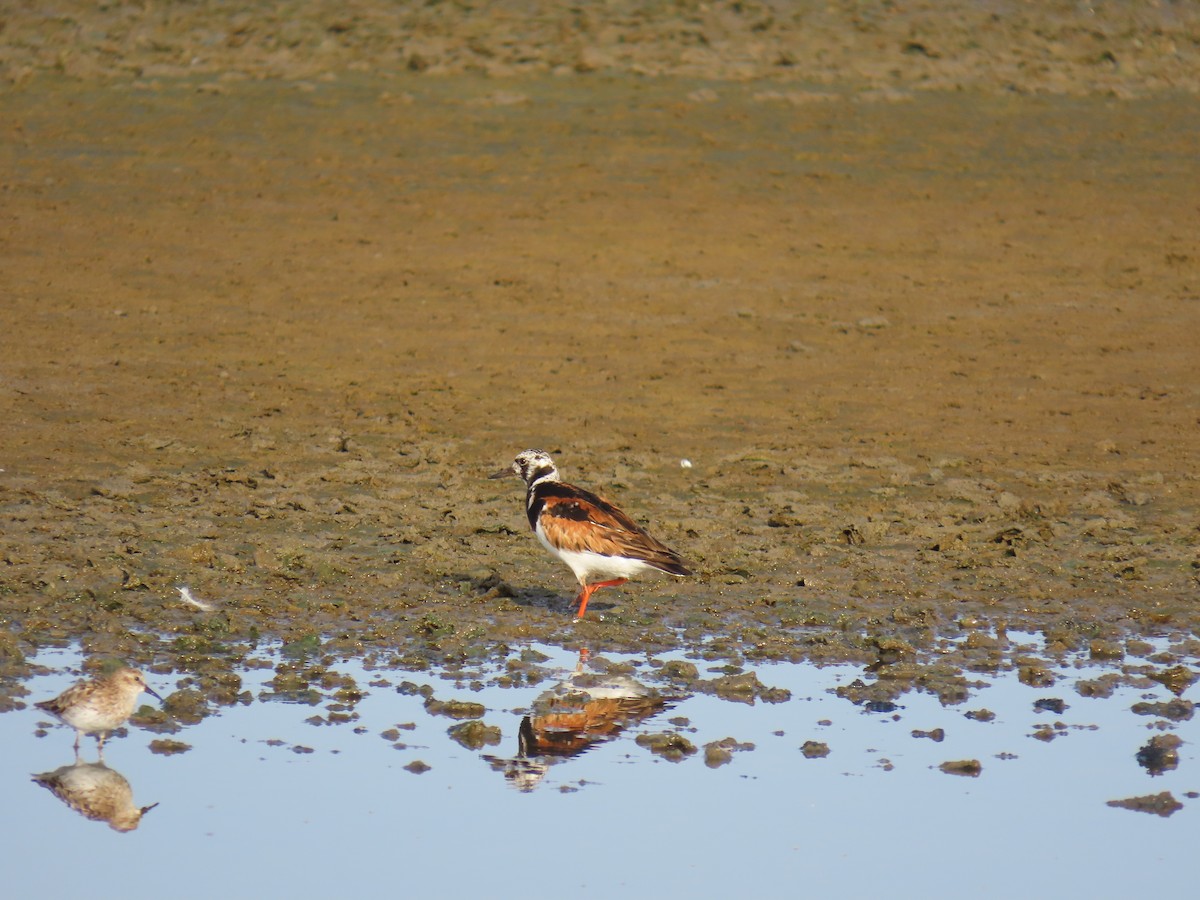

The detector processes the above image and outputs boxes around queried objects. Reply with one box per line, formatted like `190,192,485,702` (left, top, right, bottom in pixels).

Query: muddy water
5,640,1197,898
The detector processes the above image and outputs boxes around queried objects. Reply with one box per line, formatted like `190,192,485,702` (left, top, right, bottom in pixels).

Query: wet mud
1,2,1199,717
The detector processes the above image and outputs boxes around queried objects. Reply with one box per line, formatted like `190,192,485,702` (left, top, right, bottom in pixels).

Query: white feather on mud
176,586,215,612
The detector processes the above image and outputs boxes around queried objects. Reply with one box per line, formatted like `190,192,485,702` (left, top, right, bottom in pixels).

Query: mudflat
1,3,1198,686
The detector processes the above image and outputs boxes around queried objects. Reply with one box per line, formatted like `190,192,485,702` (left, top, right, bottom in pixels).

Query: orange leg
574,578,628,619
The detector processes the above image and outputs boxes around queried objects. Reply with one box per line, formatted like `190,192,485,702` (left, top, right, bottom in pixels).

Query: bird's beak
488,466,517,480
144,685,164,704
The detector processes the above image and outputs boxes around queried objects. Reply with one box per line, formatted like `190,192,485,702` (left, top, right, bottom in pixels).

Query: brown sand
1,3,1198,682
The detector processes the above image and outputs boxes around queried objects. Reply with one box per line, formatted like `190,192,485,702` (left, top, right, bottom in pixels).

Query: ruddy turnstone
36,667,164,754
490,449,691,619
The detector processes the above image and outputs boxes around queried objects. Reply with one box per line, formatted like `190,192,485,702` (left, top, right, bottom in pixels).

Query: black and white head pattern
510,449,560,487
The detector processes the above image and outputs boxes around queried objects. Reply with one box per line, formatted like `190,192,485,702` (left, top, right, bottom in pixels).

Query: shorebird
490,449,690,619
36,667,163,754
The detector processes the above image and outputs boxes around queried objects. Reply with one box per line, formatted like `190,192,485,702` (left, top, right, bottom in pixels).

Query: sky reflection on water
3,635,1196,899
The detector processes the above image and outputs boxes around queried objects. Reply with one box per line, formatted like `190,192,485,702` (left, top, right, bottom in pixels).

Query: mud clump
1031,723,1067,743
404,760,431,774
1130,698,1193,722
636,732,697,762
1148,666,1198,696
836,679,898,708
260,670,322,705
1018,665,1056,688
1135,735,1182,776
1075,676,1120,699
1033,698,1067,714
160,690,208,725
700,672,791,705
0,631,27,678
1106,791,1183,817
448,720,502,750
1088,640,1124,661
801,741,830,759
912,728,945,742
939,759,982,777
703,737,755,768
425,698,487,720
148,739,192,755
655,660,700,687
869,637,916,667
129,703,182,735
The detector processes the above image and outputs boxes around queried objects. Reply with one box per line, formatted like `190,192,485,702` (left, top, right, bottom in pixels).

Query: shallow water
4,637,1195,898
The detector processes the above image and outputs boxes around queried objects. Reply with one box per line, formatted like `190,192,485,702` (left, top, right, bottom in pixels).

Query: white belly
535,526,659,584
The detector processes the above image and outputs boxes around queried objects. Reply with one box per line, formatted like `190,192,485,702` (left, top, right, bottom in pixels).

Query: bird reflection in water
32,760,158,832
489,649,670,792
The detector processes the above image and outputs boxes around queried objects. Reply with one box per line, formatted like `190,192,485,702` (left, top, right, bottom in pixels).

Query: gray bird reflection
32,759,158,832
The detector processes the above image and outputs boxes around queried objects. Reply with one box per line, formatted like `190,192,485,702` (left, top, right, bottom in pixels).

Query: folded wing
536,484,691,576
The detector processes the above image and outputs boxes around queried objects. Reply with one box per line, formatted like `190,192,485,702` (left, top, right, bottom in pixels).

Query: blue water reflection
4,635,1196,898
